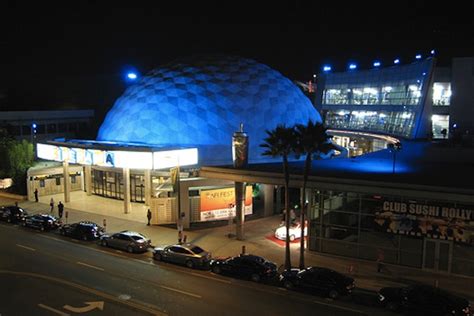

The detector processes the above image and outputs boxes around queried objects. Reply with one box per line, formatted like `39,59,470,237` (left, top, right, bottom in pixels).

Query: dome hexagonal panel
97,55,321,165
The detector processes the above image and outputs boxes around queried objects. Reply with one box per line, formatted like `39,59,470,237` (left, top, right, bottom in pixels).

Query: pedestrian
377,249,385,273
58,201,64,219
34,188,39,202
50,197,54,213
147,209,152,226
290,209,296,225
177,217,184,244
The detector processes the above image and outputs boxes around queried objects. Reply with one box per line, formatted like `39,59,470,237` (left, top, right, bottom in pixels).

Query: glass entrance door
423,239,452,273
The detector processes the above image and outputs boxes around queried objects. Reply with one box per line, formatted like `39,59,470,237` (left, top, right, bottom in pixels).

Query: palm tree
294,120,334,269
260,124,296,271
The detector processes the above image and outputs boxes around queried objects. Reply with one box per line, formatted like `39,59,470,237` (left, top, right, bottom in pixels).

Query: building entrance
423,239,452,273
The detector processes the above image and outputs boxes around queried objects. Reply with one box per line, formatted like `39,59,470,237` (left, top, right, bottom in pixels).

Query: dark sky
1,0,473,113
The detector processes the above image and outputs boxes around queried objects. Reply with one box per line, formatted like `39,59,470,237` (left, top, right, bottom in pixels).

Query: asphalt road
0,222,395,316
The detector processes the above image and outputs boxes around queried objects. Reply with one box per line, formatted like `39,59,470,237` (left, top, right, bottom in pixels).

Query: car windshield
131,235,145,241
190,246,204,254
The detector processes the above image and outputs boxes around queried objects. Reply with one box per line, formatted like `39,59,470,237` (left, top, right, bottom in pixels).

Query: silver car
100,230,151,253
153,243,211,269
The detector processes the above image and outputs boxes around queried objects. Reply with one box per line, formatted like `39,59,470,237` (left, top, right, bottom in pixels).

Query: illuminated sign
37,143,195,170
153,148,198,170
200,186,253,222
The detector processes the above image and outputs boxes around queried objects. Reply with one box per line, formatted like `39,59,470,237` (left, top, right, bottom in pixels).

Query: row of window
1,121,90,136
324,110,415,137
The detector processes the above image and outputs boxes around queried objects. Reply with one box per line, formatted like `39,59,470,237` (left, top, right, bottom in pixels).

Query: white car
275,222,308,241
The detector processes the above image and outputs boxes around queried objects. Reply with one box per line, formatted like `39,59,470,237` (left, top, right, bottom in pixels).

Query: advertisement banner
374,200,474,244
200,186,253,222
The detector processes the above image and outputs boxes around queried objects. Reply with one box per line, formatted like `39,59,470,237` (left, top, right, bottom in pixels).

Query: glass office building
317,58,435,139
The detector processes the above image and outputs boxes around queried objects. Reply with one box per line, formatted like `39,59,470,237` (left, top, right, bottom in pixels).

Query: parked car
153,243,211,269
275,221,307,241
22,213,60,231
100,230,151,253
59,221,105,241
378,284,471,315
210,254,277,282
0,205,28,224
280,267,355,299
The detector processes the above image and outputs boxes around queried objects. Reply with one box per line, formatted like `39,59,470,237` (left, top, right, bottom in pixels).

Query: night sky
2,0,473,116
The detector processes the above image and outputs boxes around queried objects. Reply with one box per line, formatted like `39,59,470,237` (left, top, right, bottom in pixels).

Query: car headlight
378,294,385,302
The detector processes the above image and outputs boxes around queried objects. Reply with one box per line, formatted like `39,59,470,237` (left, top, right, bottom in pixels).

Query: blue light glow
431,49,436,55
415,54,422,59
373,61,381,67
127,72,138,80
32,123,37,129
394,59,400,64
349,63,357,70
323,65,332,72
98,56,322,165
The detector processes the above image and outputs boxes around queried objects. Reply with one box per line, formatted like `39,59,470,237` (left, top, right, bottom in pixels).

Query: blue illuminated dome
98,55,321,165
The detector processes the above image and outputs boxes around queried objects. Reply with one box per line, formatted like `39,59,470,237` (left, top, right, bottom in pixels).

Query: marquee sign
37,143,197,170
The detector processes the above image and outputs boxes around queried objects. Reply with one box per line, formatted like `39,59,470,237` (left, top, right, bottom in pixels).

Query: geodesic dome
97,55,321,165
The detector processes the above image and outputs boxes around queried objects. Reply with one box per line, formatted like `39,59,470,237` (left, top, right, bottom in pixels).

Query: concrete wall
450,58,474,133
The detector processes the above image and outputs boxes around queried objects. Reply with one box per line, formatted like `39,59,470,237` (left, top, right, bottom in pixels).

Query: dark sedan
280,266,355,299
153,243,211,269
100,230,151,253
22,213,60,231
210,254,277,282
378,284,471,315
0,206,28,224
59,221,105,241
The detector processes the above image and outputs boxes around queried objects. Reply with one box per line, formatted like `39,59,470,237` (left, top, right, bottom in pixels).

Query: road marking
190,272,232,284
16,244,36,251
64,301,104,313
76,261,105,271
1,270,167,315
312,300,367,315
159,285,202,299
38,303,70,316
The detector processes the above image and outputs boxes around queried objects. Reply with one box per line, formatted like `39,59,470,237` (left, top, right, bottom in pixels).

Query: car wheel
185,260,195,269
283,280,294,290
127,245,134,253
101,239,108,247
40,226,45,232
154,253,162,261
250,273,261,283
82,235,88,241
22,221,27,227
328,290,339,299
212,265,222,274
60,229,65,236
289,235,296,242
386,301,399,311
7,218,11,223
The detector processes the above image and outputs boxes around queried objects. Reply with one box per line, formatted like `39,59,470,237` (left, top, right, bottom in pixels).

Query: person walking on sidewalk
147,209,152,226
49,197,54,213
34,189,39,202
58,201,64,219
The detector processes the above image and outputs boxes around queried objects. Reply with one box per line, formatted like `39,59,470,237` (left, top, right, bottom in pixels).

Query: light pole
387,142,402,174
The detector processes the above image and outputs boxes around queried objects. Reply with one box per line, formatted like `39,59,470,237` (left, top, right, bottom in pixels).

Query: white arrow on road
63,301,104,313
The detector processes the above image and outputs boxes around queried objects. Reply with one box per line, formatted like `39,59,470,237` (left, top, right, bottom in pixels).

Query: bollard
241,245,246,255
183,235,187,243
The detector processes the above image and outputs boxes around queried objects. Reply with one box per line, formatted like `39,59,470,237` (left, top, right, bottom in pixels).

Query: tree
6,139,35,194
260,124,297,270
294,120,334,269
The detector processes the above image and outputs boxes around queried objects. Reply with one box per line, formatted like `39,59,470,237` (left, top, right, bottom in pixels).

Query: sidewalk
4,194,474,303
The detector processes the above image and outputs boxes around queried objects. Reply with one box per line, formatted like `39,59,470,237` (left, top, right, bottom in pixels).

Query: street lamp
387,142,402,174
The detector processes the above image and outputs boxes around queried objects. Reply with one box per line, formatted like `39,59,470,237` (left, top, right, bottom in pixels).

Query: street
0,222,395,316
